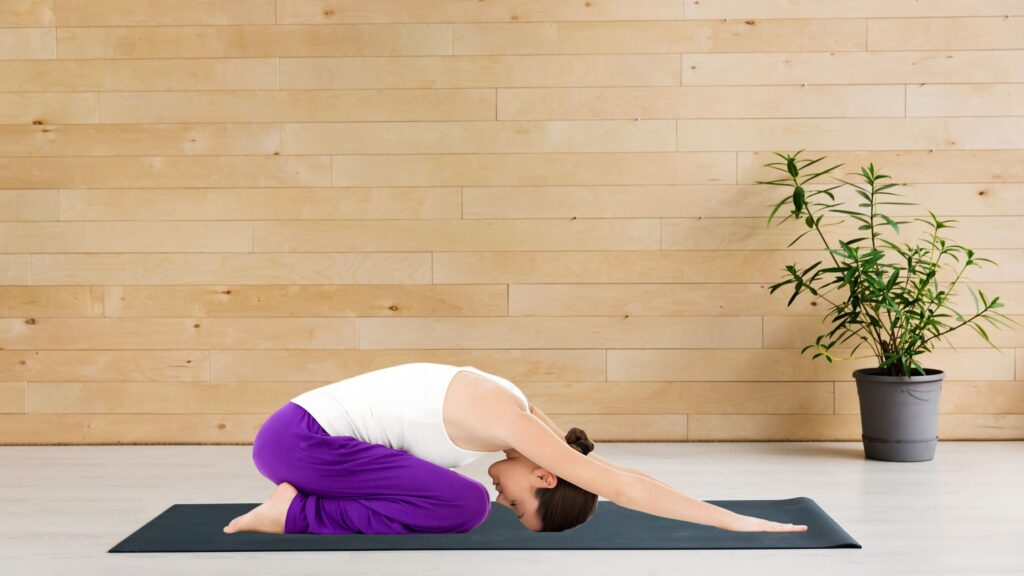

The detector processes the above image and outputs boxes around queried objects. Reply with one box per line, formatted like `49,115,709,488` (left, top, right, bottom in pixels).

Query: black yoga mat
110,496,860,552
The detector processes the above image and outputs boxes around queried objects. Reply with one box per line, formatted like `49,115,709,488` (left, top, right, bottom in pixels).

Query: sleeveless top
288,362,530,469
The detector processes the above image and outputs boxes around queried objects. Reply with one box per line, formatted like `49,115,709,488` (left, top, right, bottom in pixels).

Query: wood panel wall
1,0,1022,444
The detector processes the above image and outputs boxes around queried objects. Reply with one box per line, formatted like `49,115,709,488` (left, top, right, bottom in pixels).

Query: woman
224,362,808,535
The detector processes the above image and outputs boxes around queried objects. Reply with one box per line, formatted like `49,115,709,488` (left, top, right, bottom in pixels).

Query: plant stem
912,260,973,351
891,224,942,352
798,178,887,362
864,171,901,362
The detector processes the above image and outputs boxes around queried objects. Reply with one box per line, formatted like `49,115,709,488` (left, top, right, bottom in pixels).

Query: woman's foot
223,481,299,534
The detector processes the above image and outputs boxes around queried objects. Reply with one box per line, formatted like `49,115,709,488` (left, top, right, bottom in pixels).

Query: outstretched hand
721,513,808,532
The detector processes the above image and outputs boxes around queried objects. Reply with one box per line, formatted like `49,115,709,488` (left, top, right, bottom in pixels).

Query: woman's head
486,427,598,532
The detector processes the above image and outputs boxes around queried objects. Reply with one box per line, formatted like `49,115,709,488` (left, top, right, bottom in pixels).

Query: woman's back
289,362,528,469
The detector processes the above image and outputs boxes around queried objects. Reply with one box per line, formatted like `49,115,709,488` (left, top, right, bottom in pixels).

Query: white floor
1,441,1021,576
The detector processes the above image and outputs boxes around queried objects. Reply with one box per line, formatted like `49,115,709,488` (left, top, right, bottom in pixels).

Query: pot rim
852,367,945,382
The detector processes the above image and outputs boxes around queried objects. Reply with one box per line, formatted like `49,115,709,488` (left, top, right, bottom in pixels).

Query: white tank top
288,362,530,469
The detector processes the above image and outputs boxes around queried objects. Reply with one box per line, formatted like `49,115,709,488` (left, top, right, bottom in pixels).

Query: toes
223,514,250,534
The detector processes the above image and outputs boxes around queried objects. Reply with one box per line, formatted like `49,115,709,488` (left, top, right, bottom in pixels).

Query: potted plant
755,150,1021,462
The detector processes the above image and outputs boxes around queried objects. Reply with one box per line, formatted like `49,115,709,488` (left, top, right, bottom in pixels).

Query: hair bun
565,427,594,456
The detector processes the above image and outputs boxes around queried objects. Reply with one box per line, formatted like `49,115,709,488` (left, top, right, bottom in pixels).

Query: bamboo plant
755,150,1021,377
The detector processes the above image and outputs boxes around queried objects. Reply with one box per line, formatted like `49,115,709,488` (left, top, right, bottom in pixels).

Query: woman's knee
251,424,296,484
448,479,490,532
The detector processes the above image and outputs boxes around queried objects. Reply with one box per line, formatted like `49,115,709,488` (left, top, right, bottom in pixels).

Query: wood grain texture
0,93,97,124
0,27,55,59
0,382,26,413
682,51,1024,85
56,24,453,58
683,0,1024,19
453,19,867,54
52,0,275,26
1,0,1020,444
98,90,497,122
497,85,905,120
0,0,53,27
280,54,682,89
277,0,685,24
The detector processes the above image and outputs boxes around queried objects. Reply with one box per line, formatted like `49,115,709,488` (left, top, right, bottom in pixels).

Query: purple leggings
252,401,491,535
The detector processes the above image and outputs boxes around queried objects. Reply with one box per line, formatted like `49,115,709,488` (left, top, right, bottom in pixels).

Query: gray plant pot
852,367,945,462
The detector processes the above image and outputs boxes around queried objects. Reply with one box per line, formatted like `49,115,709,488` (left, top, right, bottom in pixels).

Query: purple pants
252,401,490,535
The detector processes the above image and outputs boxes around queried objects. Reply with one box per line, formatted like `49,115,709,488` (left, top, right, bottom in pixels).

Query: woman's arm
528,403,807,532
617,474,740,529
585,450,679,491
617,474,807,532
528,403,677,491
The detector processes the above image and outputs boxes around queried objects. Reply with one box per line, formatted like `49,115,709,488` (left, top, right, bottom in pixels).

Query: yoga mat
109,496,860,552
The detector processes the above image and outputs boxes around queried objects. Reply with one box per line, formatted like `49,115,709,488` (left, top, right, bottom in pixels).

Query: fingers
731,515,808,532
772,522,807,531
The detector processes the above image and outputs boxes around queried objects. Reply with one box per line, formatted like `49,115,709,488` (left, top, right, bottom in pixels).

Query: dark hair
533,427,599,532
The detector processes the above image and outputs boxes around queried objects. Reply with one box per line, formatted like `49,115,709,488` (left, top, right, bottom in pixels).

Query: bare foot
223,481,299,534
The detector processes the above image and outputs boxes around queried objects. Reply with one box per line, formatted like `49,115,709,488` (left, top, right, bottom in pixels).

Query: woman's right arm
588,452,679,492
617,475,808,532
527,403,806,532
529,403,678,492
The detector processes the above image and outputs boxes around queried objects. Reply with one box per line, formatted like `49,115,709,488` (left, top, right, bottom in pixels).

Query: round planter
853,367,945,462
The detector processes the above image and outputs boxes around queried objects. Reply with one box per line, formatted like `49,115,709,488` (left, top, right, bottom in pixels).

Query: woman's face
487,453,557,532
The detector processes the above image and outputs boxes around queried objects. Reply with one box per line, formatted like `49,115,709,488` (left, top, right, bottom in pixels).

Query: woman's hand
614,473,810,533
721,513,808,532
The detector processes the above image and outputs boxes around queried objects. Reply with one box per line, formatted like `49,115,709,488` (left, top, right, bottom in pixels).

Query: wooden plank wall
1,0,1022,444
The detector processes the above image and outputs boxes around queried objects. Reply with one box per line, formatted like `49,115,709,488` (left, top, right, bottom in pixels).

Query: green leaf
878,213,901,234
968,286,980,313
801,261,822,276
755,177,793,186
766,196,788,227
787,285,802,306
885,270,900,290
835,177,868,193
830,208,867,216
792,186,805,215
873,182,902,193
786,229,814,248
